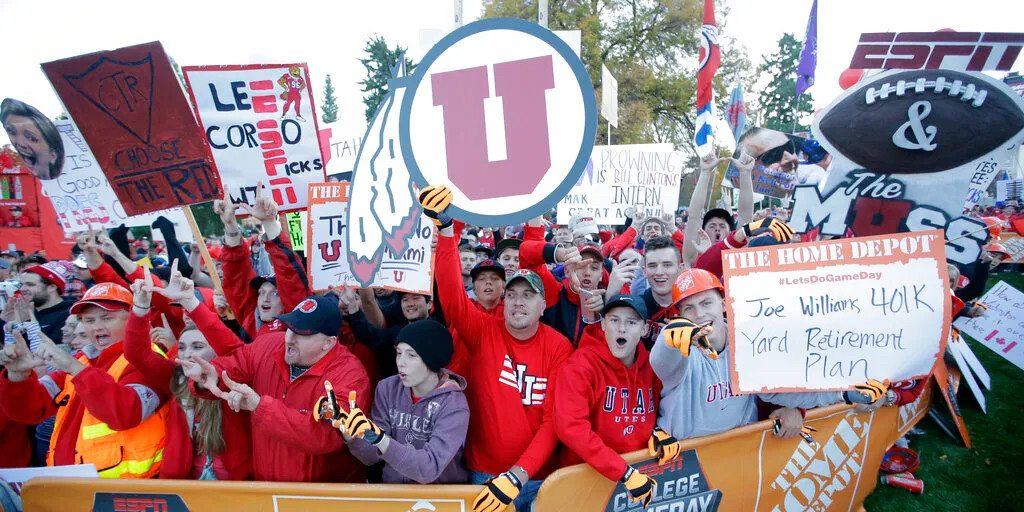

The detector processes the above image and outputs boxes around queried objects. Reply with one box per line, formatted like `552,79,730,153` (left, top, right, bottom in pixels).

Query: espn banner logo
850,32,1024,71
93,493,189,512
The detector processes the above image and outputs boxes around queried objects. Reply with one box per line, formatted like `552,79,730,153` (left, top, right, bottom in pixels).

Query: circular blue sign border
398,17,598,228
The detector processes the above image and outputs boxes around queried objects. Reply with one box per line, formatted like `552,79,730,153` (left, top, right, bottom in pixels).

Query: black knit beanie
396,320,454,373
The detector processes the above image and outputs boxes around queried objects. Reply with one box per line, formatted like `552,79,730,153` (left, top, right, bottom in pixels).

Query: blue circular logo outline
398,17,598,227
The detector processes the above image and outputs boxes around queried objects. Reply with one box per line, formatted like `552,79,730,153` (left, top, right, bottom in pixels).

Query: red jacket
553,325,660,481
219,233,308,339
435,231,572,478
602,225,685,260
122,305,252,480
0,408,31,468
192,332,370,483
0,342,169,466
693,230,748,282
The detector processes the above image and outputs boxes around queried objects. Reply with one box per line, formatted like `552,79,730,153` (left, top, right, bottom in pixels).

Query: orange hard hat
70,282,133,314
981,217,1002,238
671,269,724,305
986,242,1010,259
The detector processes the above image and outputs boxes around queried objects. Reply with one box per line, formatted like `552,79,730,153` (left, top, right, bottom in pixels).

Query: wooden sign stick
181,206,224,295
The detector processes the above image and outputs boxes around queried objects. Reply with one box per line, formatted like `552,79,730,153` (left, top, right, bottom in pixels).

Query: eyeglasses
757,135,803,166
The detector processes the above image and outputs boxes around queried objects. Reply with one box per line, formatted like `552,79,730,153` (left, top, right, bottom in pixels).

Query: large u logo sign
430,56,555,200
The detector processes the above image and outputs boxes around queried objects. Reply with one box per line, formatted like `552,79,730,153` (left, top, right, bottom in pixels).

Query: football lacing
864,77,988,107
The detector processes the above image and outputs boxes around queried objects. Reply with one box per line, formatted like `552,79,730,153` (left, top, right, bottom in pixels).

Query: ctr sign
400,18,597,227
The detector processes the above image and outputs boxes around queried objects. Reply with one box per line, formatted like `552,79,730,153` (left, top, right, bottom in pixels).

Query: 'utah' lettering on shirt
498,355,547,406
706,379,737,403
602,386,655,425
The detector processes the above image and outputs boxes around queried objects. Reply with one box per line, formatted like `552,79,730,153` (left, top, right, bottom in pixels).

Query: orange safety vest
47,345,170,478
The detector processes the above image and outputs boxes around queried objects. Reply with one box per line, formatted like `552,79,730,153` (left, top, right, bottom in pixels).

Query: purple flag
796,0,817,98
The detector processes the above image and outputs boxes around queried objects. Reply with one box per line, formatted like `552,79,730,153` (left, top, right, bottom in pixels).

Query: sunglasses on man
757,134,804,166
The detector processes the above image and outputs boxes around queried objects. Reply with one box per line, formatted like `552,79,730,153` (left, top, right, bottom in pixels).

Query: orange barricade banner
20,396,930,512
534,396,930,512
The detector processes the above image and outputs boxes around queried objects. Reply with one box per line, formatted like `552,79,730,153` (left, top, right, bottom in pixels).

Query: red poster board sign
41,41,222,216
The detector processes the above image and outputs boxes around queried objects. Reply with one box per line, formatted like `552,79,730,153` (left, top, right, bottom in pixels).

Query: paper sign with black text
41,42,222,216
556,144,681,225
182,64,326,212
722,230,950,393
953,280,1024,372
307,183,433,294
42,120,189,235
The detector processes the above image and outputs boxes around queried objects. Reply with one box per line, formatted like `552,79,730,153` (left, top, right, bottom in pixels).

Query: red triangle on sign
62,54,155,144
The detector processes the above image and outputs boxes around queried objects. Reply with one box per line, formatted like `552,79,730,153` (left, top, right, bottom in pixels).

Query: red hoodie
219,232,308,339
435,230,573,479
553,324,660,481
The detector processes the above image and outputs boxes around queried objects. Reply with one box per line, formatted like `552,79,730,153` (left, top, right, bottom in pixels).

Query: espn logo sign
850,32,1024,71
93,493,189,512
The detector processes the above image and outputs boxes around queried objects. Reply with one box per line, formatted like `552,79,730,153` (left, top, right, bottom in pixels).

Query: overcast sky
2,0,1022,143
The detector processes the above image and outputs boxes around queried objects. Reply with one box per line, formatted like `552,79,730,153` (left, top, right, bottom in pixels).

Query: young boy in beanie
326,321,470,484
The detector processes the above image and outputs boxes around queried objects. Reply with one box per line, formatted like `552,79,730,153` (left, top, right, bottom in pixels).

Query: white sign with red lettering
306,183,434,294
954,281,1024,372
182,64,326,212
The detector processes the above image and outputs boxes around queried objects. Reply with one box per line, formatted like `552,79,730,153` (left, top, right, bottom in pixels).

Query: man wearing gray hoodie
650,269,888,441
325,320,470,484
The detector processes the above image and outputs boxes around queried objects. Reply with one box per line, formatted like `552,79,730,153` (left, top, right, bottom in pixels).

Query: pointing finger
161,314,171,331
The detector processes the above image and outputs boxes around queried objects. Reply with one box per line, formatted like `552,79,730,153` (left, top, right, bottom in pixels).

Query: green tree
757,33,814,133
321,73,339,124
482,0,751,156
359,36,417,121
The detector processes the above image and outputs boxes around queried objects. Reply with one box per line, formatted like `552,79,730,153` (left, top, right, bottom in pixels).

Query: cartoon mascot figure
278,65,306,120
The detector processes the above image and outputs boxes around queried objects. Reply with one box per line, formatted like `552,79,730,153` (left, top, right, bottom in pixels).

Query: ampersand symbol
892,101,938,152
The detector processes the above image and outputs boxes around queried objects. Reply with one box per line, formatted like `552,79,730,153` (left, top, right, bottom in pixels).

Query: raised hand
0,328,44,377
32,329,84,375
331,287,361,315
95,232,120,256
689,229,713,255
699,153,729,174
149,314,176,350
417,185,454,228
176,355,221,394
220,371,261,412
213,194,241,228
731,151,756,174
130,266,154,311
151,261,198,309
663,319,714,359
340,390,383,444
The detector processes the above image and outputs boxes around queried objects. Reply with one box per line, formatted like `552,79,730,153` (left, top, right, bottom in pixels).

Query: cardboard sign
345,17,596,286
319,120,365,180
789,69,1024,266
998,233,1024,264
724,128,832,198
996,178,1023,204
963,160,1008,207
849,32,1024,71
41,41,222,216
555,144,681,225
285,211,305,252
601,65,618,127
38,120,187,234
946,331,987,412
400,17,597,227
954,280,1024,372
182,64,326,212
308,183,434,294
722,230,950,393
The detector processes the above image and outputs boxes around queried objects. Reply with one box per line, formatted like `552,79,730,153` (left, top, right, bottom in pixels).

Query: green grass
863,272,1024,512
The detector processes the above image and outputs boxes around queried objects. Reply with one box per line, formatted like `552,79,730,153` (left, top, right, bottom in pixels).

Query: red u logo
429,56,555,200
